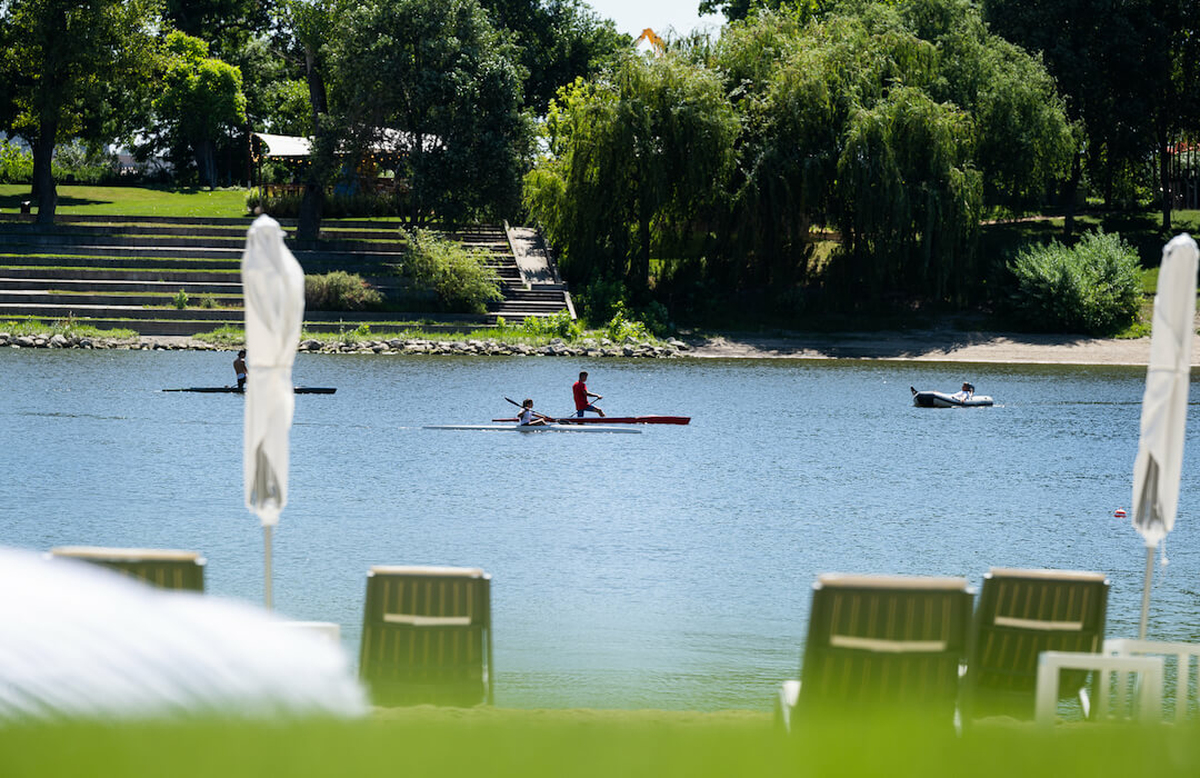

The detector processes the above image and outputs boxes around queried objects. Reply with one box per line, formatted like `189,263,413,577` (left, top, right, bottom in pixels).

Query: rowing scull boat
163,387,337,394
491,415,689,425
425,424,641,434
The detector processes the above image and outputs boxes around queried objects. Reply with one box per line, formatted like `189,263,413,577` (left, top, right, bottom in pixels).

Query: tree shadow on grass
0,192,110,210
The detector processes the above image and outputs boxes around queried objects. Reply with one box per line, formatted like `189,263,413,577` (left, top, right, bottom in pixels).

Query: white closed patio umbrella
242,214,305,609
1132,233,1199,638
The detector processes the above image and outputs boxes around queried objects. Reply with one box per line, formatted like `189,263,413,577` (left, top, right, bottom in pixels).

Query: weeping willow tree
523,53,738,293
834,87,982,302
711,0,1069,307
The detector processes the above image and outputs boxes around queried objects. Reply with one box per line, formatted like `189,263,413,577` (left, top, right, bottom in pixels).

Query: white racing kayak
424,424,642,434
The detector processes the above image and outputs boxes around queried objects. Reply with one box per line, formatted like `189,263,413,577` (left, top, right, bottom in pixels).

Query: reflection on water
1,348,1197,710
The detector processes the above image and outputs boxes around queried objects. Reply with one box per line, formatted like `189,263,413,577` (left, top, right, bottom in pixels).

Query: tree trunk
297,44,329,242
1062,149,1082,239
194,139,216,189
636,204,651,293
1159,132,1172,233
32,118,58,225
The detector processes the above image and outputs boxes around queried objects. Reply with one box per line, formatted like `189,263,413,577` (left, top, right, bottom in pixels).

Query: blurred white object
279,621,342,645
241,214,305,608
1132,233,1199,638
1035,651,1162,726
0,547,366,720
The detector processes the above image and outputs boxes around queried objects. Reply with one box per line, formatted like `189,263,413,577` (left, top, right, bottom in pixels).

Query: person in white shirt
517,398,550,426
951,382,975,402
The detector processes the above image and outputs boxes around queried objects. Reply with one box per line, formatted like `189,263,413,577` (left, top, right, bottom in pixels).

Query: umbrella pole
264,524,274,610
1138,545,1154,639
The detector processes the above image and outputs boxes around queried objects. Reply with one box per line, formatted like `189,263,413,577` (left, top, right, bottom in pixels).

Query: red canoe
492,415,690,425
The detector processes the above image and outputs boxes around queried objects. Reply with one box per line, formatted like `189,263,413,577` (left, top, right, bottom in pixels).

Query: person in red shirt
572,371,605,417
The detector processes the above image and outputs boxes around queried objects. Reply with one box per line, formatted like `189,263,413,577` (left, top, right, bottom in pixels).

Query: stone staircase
0,215,571,335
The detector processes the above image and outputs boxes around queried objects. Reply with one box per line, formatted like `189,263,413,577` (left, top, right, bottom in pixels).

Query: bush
1007,230,1141,336
399,229,503,314
574,276,629,323
604,303,652,342
245,191,399,219
520,310,581,340
0,141,33,184
0,139,119,185
172,289,189,310
305,272,384,311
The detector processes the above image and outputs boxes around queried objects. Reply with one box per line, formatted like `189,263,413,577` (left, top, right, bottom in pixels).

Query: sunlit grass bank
0,318,138,340
0,184,251,219
3,709,1198,778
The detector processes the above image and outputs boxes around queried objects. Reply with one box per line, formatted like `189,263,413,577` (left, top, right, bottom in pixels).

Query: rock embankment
297,336,690,357
0,332,693,358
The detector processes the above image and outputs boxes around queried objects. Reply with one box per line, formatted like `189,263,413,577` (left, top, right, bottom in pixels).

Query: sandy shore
683,329,1182,366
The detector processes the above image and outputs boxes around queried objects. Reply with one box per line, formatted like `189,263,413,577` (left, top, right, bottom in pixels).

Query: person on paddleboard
517,398,550,426
572,371,605,417
234,349,247,390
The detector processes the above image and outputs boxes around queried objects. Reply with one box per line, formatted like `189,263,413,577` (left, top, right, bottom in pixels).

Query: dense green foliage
0,0,1195,331
983,0,1200,230
508,309,583,339
0,140,118,185
246,191,401,220
528,0,1072,316
479,0,628,114
150,32,247,188
304,271,385,311
524,53,738,294
0,0,161,221
327,0,530,225
398,228,504,313
1007,230,1142,335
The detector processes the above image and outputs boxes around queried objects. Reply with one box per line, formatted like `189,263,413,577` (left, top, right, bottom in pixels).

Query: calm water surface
2,348,1199,710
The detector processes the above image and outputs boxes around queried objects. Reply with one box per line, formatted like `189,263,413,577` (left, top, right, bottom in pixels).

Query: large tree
524,53,738,292
479,0,628,114
329,0,530,225
984,0,1200,231
163,0,271,59
271,0,341,240
0,0,160,223
709,1,1069,304
151,31,246,187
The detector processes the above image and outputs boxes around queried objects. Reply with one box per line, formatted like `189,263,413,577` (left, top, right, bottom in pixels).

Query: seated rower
517,398,550,426
951,382,975,402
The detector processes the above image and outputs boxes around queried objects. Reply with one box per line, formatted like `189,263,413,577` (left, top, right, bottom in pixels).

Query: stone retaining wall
0,332,693,358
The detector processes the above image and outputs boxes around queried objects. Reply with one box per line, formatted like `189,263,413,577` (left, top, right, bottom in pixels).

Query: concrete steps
0,216,571,334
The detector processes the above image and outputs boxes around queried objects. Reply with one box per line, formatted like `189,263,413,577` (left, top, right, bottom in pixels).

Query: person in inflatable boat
951,382,975,402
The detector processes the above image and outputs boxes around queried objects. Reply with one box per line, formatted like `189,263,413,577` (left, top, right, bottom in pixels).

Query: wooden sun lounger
49,546,206,592
358,565,493,707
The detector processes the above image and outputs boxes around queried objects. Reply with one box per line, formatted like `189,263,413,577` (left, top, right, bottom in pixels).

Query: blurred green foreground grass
2,708,1198,778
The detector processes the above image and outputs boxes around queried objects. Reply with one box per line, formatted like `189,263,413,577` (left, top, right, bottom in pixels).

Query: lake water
2,347,1199,711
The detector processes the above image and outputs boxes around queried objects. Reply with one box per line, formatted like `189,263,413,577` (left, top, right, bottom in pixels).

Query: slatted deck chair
962,568,1109,720
49,546,205,592
359,566,493,707
776,574,974,731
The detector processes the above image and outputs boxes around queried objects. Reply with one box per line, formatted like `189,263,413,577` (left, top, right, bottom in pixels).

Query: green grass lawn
0,184,252,219
2,709,1198,778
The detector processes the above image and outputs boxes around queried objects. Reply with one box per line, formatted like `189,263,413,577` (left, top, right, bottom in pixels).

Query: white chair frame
1035,651,1163,726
